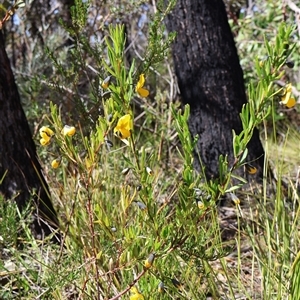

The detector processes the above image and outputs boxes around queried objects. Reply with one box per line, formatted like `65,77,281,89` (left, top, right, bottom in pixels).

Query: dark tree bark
0,31,60,241
166,0,264,179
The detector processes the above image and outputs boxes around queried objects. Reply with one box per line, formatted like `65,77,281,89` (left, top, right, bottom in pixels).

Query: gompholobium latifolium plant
37,14,298,299
37,23,223,299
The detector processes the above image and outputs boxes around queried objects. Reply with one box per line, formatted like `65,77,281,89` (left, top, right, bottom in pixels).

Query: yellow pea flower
144,253,155,269
51,158,61,169
281,83,296,108
129,293,144,300
114,114,133,139
282,97,296,108
62,125,76,137
39,126,54,139
130,286,144,300
39,126,54,145
135,74,149,98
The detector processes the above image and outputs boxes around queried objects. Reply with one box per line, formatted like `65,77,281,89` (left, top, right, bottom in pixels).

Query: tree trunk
166,0,264,179
0,31,59,241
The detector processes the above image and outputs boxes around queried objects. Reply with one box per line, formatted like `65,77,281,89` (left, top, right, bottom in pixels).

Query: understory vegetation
0,0,300,299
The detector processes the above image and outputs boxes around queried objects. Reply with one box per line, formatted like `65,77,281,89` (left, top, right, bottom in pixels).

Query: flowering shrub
36,20,299,300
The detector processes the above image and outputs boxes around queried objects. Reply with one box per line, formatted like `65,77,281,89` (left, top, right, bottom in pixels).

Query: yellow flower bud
158,281,165,293
144,253,155,269
230,193,240,205
62,125,76,137
196,200,205,210
101,76,111,89
51,159,61,169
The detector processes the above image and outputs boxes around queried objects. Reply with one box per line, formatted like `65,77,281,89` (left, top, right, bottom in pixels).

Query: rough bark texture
166,0,264,179
0,31,59,241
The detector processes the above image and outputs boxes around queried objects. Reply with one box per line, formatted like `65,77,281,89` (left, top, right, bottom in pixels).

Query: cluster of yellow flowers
39,74,149,168
39,125,76,169
100,73,151,142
